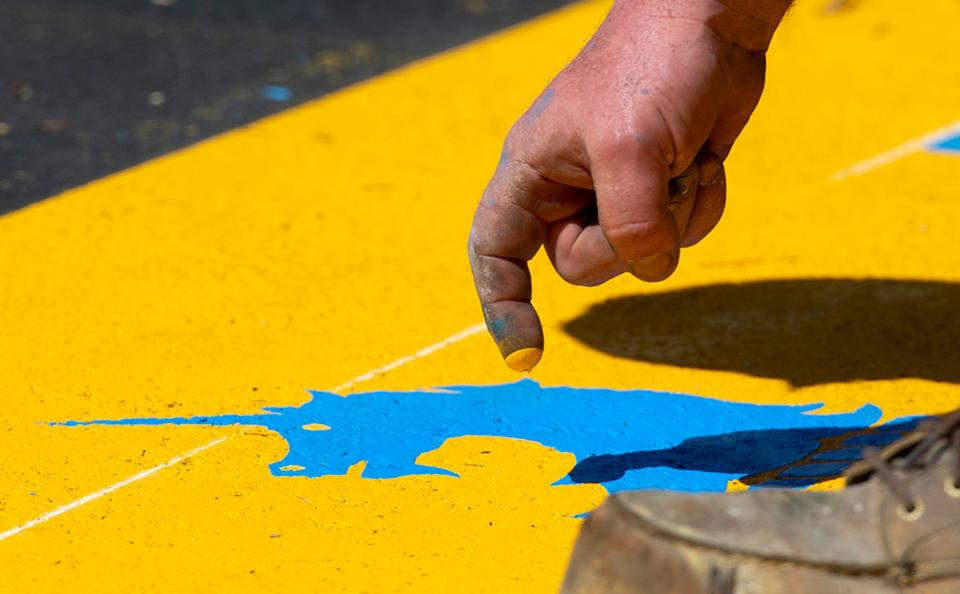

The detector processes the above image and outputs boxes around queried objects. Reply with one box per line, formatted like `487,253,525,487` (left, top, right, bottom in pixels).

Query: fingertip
482,300,544,372
504,347,543,373
627,250,678,282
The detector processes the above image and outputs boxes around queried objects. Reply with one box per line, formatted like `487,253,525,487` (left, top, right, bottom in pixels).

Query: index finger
468,166,547,373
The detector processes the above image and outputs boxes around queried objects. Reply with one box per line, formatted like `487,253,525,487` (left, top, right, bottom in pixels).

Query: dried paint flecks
485,310,513,343
524,88,554,122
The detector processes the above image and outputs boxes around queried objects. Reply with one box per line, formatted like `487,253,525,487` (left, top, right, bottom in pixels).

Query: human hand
468,0,791,372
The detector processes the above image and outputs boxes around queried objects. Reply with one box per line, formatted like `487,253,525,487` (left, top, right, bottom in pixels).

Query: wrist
701,0,793,51
615,0,792,52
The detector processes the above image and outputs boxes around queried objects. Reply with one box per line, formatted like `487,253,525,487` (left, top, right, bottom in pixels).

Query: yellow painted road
2,0,960,591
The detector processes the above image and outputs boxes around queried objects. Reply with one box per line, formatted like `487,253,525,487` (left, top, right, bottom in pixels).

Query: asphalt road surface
0,0,573,213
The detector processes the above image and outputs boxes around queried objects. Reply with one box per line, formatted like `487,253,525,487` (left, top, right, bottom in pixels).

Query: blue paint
262,86,293,102
58,380,907,493
929,132,960,154
496,144,511,172
486,313,512,342
525,88,554,121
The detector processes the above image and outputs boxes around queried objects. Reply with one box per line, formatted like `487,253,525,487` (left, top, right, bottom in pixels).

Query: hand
468,0,791,372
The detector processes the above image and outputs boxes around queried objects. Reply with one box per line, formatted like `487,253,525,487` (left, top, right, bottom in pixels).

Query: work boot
560,410,960,594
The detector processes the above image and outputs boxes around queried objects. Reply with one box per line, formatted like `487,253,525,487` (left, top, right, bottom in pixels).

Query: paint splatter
58,380,914,493
262,86,293,102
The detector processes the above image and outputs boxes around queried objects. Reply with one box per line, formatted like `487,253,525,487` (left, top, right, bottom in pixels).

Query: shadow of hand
564,279,960,387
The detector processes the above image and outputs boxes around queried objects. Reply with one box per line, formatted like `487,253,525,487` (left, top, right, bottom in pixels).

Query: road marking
17,104,955,541
331,323,485,393
0,323,484,543
0,436,228,543
831,120,960,181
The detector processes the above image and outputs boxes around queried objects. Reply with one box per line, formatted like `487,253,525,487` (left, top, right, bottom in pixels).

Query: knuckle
501,125,528,161
592,131,649,162
590,125,676,171
497,129,544,186
467,228,481,255
637,130,675,167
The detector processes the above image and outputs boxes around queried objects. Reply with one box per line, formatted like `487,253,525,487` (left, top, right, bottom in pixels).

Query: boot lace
845,410,960,515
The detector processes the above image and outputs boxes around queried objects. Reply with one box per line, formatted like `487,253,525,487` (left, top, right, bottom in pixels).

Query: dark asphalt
0,0,574,214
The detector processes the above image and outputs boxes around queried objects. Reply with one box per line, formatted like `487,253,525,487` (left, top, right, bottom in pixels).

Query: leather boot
560,410,960,594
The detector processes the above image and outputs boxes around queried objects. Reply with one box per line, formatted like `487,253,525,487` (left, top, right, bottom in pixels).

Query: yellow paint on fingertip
505,348,543,373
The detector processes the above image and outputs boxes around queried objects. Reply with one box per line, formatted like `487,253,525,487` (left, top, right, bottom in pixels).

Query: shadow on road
569,418,921,488
564,278,960,387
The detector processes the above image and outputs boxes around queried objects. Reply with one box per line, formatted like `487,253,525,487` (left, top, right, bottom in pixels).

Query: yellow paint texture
1,0,959,590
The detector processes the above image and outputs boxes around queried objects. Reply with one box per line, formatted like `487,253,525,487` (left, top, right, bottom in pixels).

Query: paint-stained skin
486,311,513,342
525,88,555,121
60,379,901,493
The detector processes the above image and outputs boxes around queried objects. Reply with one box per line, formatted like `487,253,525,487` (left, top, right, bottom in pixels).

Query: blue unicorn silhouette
59,379,914,493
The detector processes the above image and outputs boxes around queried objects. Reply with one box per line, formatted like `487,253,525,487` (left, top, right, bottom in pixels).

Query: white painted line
0,436,227,543
331,323,486,392
0,322,485,542
831,120,960,181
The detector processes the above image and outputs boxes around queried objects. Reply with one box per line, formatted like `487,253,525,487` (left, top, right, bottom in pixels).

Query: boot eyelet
897,499,925,522
945,478,960,499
